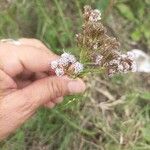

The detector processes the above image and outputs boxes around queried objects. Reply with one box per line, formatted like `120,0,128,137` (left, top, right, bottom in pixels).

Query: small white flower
117,64,124,72
61,52,77,64
109,61,113,65
51,60,58,69
121,54,127,59
61,52,71,59
109,68,116,74
94,9,101,14
93,43,98,50
109,59,120,65
61,52,77,63
55,68,64,76
74,62,84,74
108,69,116,77
108,73,114,77
123,62,130,71
75,34,79,38
58,57,69,67
68,54,77,63
95,55,103,64
89,9,101,22
116,56,122,61
131,61,137,72
127,51,135,60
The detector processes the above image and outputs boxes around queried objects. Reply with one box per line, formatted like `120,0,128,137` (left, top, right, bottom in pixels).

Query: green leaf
116,3,135,21
131,28,142,41
141,24,150,40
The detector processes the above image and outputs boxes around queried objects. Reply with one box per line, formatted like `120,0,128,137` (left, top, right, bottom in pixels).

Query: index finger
0,43,59,77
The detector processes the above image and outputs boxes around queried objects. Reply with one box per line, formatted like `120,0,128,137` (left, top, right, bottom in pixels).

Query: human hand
0,38,86,140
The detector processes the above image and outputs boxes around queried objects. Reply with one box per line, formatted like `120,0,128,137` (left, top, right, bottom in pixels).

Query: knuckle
31,39,45,47
47,78,66,99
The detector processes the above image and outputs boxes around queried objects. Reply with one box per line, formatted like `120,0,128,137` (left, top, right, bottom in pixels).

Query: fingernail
68,78,86,94
55,97,63,103
44,101,55,108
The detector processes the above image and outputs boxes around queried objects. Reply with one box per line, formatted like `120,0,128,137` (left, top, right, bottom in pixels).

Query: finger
0,77,85,139
44,97,63,108
19,76,86,105
34,72,48,80
15,70,33,80
0,43,59,77
15,72,48,83
54,97,63,103
44,101,56,108
51,96,64,104
0,69,17,91
14,72,49,89
14,79,32,89
18,38,50,51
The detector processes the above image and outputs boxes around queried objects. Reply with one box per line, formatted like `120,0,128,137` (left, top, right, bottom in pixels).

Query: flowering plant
51,5,136,78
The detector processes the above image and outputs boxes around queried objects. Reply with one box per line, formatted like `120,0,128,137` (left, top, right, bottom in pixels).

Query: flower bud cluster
95,55,103,65
50,52,84,76
75,5,137,77
107,51,137,76
50,6,137,78
84,6,101,22
89,9,101,22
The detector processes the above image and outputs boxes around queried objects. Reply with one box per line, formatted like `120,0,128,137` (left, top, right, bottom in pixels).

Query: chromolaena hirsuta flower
50,5,136,77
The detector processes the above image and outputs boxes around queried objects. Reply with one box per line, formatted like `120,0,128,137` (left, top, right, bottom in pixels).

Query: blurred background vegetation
0,0,150,149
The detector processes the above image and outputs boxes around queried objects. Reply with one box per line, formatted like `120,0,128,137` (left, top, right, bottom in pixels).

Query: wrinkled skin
0,38,86,140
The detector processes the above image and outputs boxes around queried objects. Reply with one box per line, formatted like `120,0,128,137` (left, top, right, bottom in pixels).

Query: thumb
19,76,86,106
0,76,85,140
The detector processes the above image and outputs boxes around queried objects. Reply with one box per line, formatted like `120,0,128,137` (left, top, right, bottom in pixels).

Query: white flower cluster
89,9,101,22
50,52,84,76
95,55,103,65
108,51,137,77
74,62,84,74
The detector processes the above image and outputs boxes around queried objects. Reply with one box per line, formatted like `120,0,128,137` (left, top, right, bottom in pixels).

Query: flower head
127,51,135,60
74,62,84,74
55,68,64,76
50,52,83,77
109,59,120,65
123,62,130,71
95,55,103,65
131,61,137,72
50,6,137,78
89,9,101,22
61,52,76,64
58,57,69,67
61,52,71,59
117,64,124,72
68,54,77,63
51,60,58,69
